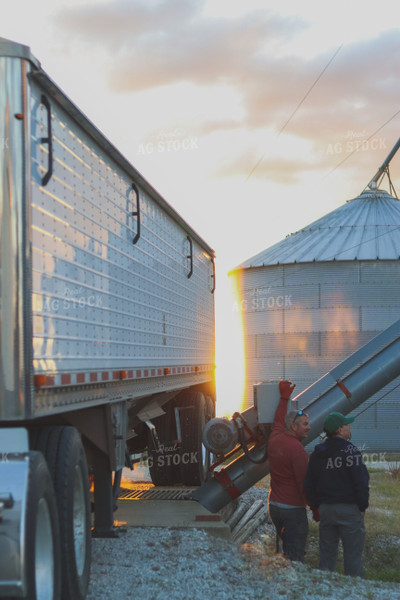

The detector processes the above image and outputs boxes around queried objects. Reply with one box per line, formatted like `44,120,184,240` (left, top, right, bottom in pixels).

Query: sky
2,0,400,415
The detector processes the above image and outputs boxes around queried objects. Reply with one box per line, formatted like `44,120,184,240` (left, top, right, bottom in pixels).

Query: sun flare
215,269,247,417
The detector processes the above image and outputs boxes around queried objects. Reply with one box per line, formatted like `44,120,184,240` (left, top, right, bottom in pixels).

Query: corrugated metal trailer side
1,38,215,423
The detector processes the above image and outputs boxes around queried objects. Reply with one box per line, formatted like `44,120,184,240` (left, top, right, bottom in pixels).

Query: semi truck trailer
0,38,216,599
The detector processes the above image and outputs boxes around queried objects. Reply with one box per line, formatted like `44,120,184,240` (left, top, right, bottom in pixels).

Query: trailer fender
0,448,61,599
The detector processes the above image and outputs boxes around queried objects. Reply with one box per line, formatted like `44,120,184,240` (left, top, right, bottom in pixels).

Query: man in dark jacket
304,411,369,577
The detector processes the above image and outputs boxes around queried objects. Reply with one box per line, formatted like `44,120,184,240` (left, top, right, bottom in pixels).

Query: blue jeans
269,504,309,562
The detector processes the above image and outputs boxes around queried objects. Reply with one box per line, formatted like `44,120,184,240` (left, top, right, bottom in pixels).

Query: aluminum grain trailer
0,38,216,599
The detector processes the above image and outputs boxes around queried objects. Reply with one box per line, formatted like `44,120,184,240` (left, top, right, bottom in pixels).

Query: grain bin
230,187,400,452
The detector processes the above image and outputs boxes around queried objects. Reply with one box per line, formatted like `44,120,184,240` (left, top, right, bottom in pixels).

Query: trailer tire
205,395,216,422
32,426,91,600
205,395,217,464
24,451,62,600
176,391,211,486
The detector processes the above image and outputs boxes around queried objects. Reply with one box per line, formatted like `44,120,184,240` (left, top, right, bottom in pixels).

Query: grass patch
387,461,400,480
363,469,400,581
384,453,400,462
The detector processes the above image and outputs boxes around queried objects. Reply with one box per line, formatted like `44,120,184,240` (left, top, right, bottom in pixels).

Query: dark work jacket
304,436,369,512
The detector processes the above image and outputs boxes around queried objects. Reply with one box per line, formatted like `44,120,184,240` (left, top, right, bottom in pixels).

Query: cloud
240,31,400,132
215,150,314,184
55,1,400,183
56,0,305,92
57,0,200,48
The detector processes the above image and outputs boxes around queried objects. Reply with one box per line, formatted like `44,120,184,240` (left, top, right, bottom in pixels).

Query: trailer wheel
176,391,211,486
24,451,62,600
32,426,91,600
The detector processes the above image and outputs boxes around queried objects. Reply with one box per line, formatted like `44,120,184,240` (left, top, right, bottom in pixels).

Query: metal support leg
92,448,118,538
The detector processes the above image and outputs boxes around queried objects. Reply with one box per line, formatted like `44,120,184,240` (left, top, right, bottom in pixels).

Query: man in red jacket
267,380,311,562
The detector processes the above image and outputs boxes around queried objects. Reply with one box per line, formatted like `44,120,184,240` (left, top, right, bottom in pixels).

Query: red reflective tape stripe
34,364,214,388
337,380,352,398
214,469,241,500
34,375,46,387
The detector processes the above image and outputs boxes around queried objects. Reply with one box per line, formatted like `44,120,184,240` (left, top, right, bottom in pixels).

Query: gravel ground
86,487,400,600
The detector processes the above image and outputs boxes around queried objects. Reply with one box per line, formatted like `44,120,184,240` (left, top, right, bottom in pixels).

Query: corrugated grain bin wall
231,189,400,452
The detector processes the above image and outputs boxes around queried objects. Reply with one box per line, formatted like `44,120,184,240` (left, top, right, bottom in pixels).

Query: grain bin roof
236,189,400,269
